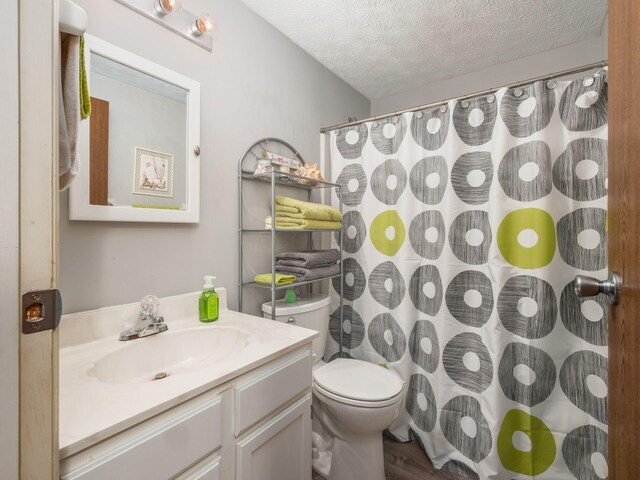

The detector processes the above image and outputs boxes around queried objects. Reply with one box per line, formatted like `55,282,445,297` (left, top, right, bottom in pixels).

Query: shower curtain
328,73,608,480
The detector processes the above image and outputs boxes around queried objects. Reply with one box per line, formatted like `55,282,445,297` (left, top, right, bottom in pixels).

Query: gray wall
371,19,608,115
0,0,19,476
91,72,187,208
59,0,370,314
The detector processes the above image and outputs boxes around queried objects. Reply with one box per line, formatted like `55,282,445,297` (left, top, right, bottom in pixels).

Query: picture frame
133,147,174,198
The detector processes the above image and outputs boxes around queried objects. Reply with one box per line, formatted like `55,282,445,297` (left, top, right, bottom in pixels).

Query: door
609,1,640,478
235,395,312,480
17,0,60,478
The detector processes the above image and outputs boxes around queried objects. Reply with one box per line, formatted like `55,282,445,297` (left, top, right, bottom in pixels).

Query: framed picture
133,147,174,198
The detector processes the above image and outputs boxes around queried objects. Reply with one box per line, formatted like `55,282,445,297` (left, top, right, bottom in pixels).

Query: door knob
573,272,622,305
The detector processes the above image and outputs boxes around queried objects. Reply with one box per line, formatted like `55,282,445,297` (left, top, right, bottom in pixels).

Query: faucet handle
140,295,160,317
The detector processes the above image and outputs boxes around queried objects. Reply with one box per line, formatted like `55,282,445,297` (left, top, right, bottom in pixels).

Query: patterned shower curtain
328,73,608,479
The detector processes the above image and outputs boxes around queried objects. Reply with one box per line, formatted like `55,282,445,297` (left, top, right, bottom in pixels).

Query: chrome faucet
119,295,168,341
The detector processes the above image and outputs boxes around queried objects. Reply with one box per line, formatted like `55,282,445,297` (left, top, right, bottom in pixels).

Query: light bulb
192,12,215,36
154,0,182,15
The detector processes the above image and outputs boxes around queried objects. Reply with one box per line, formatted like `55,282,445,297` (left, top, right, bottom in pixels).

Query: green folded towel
274,208,309,220
274,208,342,223
275,196,343,222
79,36,91,120
254,273,297,286
274,217,342,230
275,205,300,215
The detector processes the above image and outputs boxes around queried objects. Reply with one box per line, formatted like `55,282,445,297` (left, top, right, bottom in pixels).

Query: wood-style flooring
312,437,461,480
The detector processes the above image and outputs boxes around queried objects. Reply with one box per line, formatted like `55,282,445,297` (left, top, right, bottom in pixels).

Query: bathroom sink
87,327,249,383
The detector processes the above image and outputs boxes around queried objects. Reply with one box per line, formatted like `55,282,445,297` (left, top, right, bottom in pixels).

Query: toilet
263,295,404,480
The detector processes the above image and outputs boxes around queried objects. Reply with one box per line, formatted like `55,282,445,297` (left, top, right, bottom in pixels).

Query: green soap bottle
199,275,219,322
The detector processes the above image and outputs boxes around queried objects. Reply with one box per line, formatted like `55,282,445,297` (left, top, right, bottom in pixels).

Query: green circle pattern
497,208,556,269
370,210,406,256
497,409,556,476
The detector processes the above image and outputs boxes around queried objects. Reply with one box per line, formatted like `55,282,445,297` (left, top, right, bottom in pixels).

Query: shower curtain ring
595,63,607,77
514,82,524,98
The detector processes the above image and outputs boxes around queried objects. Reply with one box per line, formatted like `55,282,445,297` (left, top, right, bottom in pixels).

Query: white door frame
15,0,59,478
0,1,21,478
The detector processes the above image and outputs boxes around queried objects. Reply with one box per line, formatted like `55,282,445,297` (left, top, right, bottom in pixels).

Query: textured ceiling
240,0,608,99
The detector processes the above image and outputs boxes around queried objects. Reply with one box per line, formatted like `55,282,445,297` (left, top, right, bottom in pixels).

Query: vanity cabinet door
235,394,311,480
234,349,312,435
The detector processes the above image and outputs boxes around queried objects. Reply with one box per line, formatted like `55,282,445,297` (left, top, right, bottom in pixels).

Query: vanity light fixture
192,12,215,36
154,0,182,15
115,0,213,51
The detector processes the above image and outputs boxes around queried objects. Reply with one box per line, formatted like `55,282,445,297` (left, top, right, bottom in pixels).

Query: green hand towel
254,273,297,286
79,36,91,120
275,196,342,222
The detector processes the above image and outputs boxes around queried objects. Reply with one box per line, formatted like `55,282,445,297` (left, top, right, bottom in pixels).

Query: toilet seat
312,359,403,408
313,381,403,408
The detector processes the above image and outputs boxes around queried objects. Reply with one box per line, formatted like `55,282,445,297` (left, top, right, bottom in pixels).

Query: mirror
70,35,200,223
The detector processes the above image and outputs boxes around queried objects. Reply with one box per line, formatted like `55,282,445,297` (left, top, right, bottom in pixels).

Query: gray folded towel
277,259,336,268
275,249,340,268
275,263,341,282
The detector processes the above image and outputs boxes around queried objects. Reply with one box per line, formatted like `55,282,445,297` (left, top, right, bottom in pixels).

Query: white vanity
59,289,317,480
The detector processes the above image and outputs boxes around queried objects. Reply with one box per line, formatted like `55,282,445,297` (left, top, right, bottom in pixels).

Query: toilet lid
312,359,403,402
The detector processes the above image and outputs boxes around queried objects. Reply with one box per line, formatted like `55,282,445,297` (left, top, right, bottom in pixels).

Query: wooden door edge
18,0,60,478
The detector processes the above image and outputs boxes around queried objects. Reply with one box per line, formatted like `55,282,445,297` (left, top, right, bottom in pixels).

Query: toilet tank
262,294,331,363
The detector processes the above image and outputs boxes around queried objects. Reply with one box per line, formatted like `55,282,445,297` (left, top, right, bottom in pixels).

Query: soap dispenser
199,276,219,322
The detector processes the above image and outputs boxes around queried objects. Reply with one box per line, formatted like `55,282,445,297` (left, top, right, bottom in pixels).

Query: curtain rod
320,60,608,133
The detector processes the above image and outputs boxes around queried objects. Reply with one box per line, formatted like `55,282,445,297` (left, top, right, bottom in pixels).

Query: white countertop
59,289,317,459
